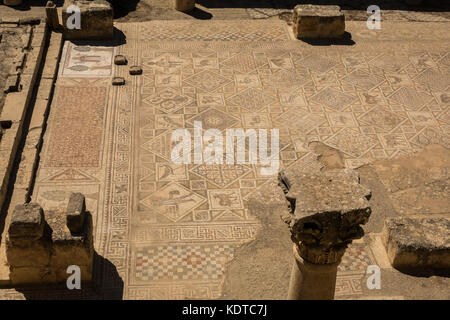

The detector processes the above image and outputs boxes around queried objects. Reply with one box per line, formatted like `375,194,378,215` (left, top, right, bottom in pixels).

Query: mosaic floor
1,20,449,299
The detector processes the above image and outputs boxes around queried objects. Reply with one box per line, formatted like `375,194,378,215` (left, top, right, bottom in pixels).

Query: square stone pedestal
62,0,114,40
292,5,345,39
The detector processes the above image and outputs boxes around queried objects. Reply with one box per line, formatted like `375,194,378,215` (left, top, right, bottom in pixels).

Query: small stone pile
112,54,143,86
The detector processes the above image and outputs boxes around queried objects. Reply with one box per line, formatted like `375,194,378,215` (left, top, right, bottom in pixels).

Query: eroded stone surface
279,168,371,264
129,66,142,75
66,192,86,234
372,145,450,215
382,216,450,275
292,5,345,39
112,77,125,85
7,203,44,242
114,55,128,66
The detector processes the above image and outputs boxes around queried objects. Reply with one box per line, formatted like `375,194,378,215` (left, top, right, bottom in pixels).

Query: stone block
112,77,125,86
382,216,450,275
1,92,27,122
51,213,94,272
114,55,127,65
175,0,195,12
129,66,143,75
8,203,45,242
62,0,114,40
292,5,345,39
66,192,86,234
6,241,50,267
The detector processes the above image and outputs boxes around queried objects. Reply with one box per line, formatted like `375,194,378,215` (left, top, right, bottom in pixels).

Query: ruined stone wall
6,193,94,285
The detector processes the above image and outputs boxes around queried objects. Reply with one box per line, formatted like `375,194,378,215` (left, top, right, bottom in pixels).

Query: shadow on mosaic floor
13,253,124,300
68,27,127,47
106,0,140,19
4,0,65,11
300,31,355,46
184,7,213,19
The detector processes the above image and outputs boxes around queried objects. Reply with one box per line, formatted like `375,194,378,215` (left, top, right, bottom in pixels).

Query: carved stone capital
279,168,371,264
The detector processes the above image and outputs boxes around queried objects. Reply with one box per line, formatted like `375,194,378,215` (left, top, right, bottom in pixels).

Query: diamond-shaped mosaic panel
296,55,337,73
341,69,385,90
189,108,239,130
414,69,450,91
190,164,251,188
275,109,326,134
358,108,405,132
184,70,232,92
140,182,205,222
311,87,357,111
325,128,378,157
226,88,278,111
389,87,433,110
143,88,194,114
220,53,267,73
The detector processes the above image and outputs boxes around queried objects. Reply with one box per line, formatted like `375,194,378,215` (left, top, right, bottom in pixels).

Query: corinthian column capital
279,168,371,264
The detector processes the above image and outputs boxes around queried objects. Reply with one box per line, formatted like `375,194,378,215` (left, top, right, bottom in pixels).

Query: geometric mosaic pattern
140,182,206,222
325,128,378,157
133,244,234,282
190,164,252,188
338,245,374,273
135,20,291,41
389,87,433,110
311,87,357,112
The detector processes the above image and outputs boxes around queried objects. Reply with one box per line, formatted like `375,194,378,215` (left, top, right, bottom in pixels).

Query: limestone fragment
382,216,450,275
114,55,128,66
112,77,125,86
66,192,86,234
129,66,143,75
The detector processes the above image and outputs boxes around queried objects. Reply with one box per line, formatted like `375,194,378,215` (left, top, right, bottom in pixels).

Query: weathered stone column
175,0,195,12
278,168,371,300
